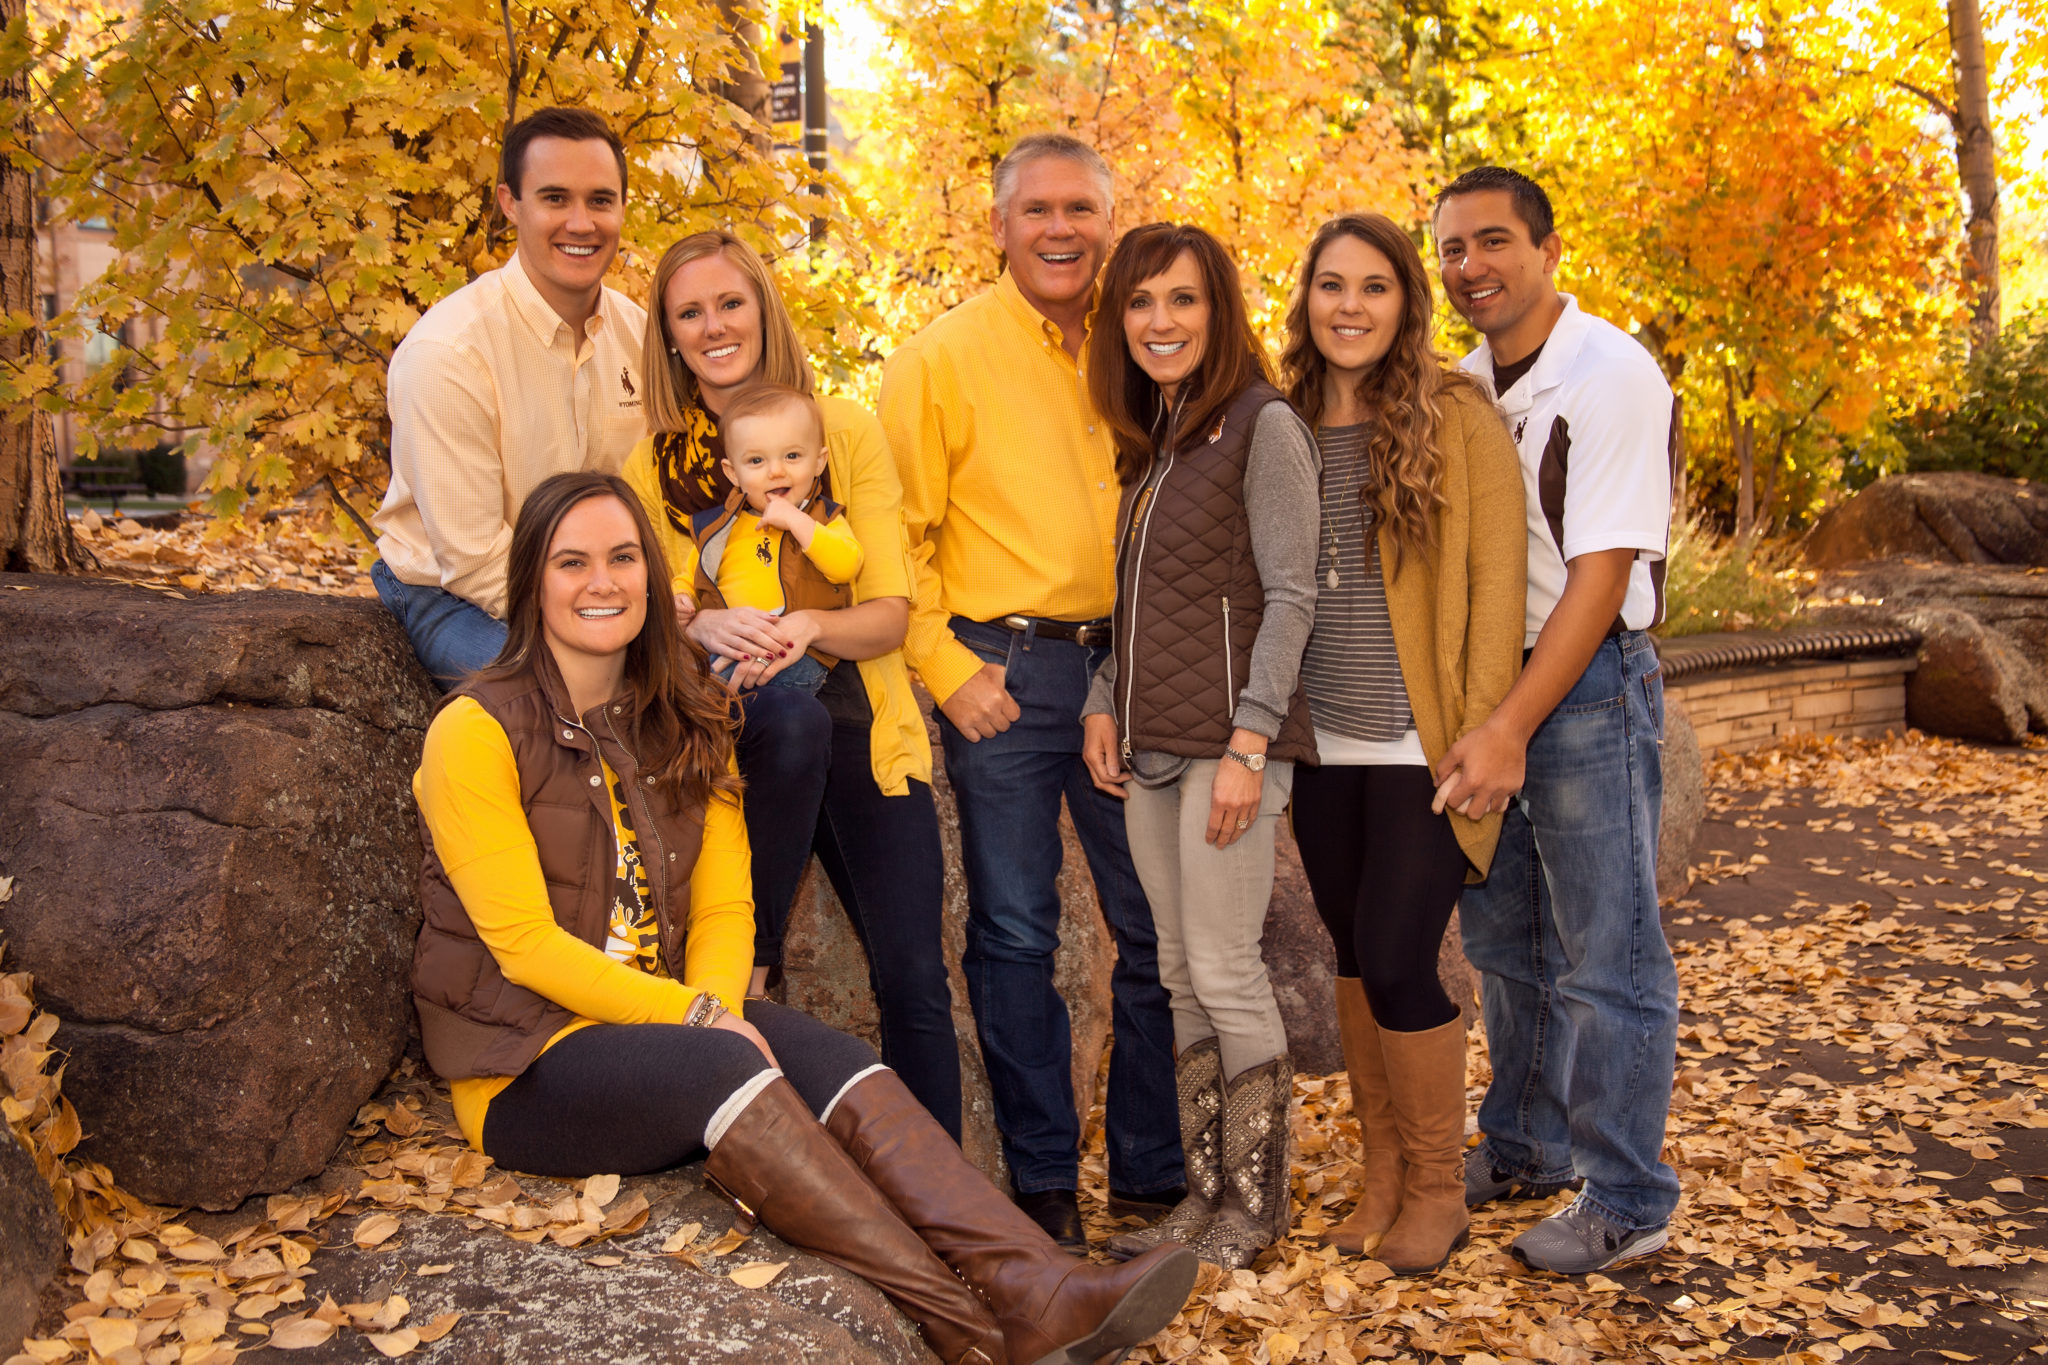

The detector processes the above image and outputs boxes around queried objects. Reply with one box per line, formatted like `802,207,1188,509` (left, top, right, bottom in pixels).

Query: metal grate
1654,626,1922,683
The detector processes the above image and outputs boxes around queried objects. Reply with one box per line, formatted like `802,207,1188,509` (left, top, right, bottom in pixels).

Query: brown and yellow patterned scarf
652,400,732,531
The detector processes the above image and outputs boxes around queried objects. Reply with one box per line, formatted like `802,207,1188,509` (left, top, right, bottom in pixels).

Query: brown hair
1086,223,1271,486
475,472,739,811
641,231,815,433
501,107,628,199
1281,213,1475,564
719,382,824,448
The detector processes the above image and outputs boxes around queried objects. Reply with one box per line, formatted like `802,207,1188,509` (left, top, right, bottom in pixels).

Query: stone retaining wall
1669,656,1914,754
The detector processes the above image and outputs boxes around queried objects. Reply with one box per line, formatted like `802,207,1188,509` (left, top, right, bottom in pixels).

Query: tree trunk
1725,363,1756,541
714,0,773,155
1948,0,2000,350
0,0,82,573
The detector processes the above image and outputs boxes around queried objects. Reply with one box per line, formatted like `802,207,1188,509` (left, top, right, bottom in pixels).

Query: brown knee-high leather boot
1372,1018,1471,1274
1323,979,1404,1255
704,1077,1007,1365
825,1069,1199,1365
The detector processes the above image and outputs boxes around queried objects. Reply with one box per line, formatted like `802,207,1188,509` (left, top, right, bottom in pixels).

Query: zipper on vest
1221,595,1236,719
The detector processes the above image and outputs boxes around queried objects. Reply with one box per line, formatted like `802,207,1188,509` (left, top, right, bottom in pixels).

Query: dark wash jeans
1459,630,1682,1231
937,616,1184,1196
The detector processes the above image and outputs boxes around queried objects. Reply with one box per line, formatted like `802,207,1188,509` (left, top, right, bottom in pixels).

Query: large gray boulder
1807,562,2048,742
1805,472,2048,569
1658,697,1706,893
0,574,434,1208
0,1132,62,1358
271,1169,934,1365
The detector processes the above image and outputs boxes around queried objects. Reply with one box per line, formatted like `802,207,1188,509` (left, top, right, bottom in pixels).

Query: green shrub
1895,310,2048,481
1656,515,1810,638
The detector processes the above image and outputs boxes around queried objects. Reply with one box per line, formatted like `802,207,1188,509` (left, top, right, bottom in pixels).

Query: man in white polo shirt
371,107,648,686
1428,166,1681,1274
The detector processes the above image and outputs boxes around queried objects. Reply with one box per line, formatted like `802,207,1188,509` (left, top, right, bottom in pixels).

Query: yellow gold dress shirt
878,271,1121,703
374,252,649,618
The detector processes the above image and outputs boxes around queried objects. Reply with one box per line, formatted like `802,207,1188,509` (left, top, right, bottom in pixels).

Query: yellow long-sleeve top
672,507,865,609
877,271,1123,703
415,696,754,1148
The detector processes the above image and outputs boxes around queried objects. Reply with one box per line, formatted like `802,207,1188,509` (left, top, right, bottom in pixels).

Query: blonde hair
720,382,824,448
641,231,815,433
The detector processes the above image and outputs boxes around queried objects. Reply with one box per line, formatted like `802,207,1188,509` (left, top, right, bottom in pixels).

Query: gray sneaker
1463,1146,1581,1208
1510,1197,1669,1274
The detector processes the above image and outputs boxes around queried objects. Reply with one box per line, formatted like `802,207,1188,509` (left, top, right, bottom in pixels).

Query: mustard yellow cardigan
1376,381,1529,882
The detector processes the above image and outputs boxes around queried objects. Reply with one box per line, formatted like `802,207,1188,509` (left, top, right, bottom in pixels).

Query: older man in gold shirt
879,133,1183,1248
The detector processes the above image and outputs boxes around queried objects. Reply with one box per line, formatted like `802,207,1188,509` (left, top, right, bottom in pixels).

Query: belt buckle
1002,615,1032,634
1075,622,1107,649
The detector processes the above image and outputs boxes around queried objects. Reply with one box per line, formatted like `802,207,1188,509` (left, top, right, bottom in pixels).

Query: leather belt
996,615,1113,649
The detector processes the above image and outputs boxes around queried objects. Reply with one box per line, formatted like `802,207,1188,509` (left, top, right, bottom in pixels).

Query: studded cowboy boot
824,1069,1199,1365
1371,1018,1471,1275
1322,979,1404,1255
704,1077,1007,1365
1105,1037,1223,1261
1188,1053,1294,1271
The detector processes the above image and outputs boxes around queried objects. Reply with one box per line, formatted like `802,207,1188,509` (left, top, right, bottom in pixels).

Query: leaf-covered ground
9,732,2046,1365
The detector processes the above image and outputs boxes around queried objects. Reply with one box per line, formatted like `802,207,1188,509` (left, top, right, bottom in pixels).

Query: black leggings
480,1000,879,1177
1290,763,1470,1033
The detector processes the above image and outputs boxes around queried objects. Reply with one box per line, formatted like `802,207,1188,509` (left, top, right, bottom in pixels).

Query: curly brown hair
476,471,740,812
1281,213,1478,567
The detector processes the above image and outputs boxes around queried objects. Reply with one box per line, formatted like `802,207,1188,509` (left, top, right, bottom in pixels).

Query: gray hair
991,133,1113,217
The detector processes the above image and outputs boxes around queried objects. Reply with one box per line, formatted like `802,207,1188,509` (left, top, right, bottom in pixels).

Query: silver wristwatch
1223,746,1267,773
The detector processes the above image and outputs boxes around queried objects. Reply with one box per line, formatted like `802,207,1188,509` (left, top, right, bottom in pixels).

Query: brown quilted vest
1108,379,1316,765
410,655,708,1082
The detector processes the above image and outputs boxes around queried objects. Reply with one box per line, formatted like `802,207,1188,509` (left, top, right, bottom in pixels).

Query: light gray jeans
1123,757,1294,1080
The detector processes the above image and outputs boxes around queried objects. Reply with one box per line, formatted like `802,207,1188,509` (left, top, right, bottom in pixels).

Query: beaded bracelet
682,992,727,1028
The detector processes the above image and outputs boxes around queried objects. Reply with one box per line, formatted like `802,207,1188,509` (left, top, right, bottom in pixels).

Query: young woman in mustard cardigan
1281,213,1527,1274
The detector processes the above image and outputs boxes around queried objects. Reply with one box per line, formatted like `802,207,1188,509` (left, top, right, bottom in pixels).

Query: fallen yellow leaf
415,1311,463,1344
269,1317,337,1349
728,1261,788,1289
369,1327,422,1357
353,1213,401,1249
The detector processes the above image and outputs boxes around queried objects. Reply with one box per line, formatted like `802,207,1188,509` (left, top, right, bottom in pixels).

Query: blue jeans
371,561,508,690
1459,631,1680,1232
938,617,1183,1196
718,652,830,694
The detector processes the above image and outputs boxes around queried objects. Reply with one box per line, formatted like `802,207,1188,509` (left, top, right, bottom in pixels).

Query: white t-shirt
1459,296,1676,649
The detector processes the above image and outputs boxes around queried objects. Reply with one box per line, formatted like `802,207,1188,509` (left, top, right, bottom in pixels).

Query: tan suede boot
824,1070,1199,1365
1371,1018,1471,1275
1322,979,1403,1255
705,1078,1007,1365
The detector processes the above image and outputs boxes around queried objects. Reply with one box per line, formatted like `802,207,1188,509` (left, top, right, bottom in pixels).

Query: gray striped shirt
1300,423,1414,742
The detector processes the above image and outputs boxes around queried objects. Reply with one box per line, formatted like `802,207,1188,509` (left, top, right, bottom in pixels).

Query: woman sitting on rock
408,470,1196,1365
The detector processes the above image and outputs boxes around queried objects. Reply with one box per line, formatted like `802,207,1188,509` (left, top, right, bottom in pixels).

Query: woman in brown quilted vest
409,470,1197,1365
1077,223,1322,1270
1280,213,1526,1275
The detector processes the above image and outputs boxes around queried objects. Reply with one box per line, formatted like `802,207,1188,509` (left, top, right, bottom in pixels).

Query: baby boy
676,383,862,692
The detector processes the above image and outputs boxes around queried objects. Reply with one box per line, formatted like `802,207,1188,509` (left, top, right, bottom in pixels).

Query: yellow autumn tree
8,0,869,523
843,0,1428,350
